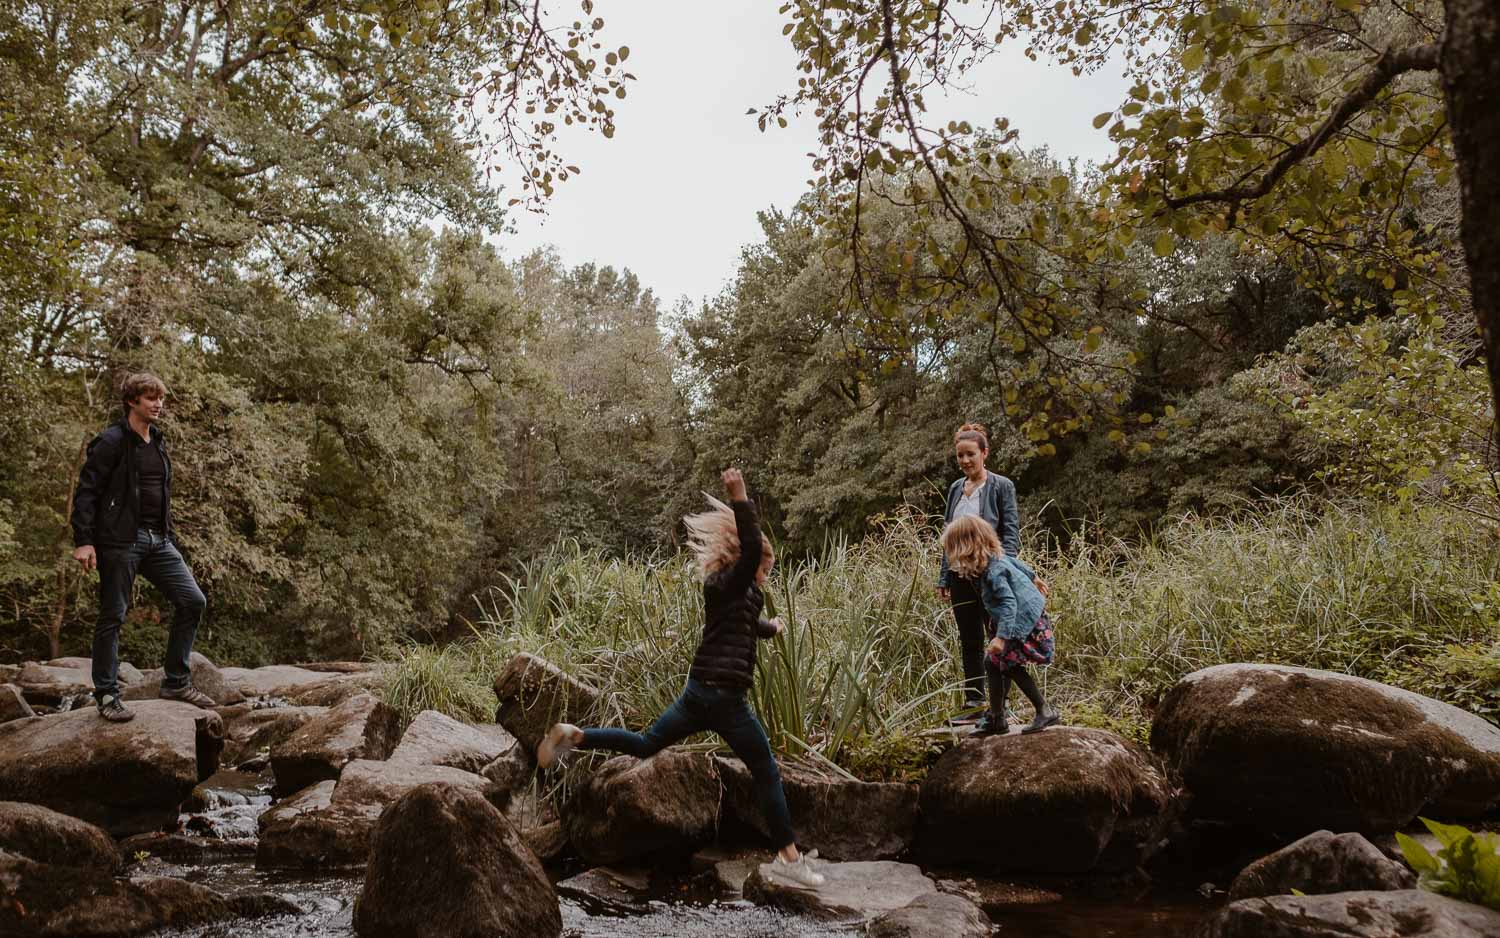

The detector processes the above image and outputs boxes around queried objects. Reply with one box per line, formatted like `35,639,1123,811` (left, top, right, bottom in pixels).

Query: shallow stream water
141,785,1215,938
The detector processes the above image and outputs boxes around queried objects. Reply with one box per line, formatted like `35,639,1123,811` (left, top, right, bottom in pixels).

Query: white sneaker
537,723,582,770
773,853,826,887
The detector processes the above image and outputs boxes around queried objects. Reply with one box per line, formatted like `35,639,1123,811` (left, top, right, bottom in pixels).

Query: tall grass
379,499,1500,778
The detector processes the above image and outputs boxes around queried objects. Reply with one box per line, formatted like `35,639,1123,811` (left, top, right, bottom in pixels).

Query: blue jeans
92,529,206,701
581,678,796,848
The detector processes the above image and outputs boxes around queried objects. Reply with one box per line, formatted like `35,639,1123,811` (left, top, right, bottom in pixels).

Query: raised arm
722,468,764,594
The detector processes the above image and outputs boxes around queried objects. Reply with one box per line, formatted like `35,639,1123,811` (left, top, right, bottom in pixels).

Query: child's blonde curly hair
683,494,774,582
941,514,1003,579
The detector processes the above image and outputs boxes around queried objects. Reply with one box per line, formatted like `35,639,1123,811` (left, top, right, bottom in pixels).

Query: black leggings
949,577,988,706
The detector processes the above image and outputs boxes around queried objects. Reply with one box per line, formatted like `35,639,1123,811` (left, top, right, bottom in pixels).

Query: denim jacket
937,473,1020,588
979,554,1045,641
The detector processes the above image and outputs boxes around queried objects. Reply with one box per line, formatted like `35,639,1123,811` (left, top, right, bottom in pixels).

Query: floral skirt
987,612,1055,672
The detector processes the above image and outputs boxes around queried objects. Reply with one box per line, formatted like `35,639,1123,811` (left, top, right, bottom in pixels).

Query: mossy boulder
491,653,600,753
563,750,720,865
917,727,1172,873
1151,664,1500,835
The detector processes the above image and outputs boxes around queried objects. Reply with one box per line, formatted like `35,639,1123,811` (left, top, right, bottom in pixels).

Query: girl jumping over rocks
537,468,826,887
941,514,1060,735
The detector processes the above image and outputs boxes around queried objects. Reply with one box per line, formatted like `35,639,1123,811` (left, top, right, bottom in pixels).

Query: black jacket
688,499,779,689
70,419,174,548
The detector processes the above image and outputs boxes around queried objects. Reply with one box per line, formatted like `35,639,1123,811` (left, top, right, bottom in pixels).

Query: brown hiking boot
159,684,216,708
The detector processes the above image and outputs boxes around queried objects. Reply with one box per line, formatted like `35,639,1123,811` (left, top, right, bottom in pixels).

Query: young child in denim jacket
940,514,1059,735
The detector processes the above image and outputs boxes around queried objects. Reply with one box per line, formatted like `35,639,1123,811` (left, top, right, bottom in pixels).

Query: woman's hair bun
954,421,989,442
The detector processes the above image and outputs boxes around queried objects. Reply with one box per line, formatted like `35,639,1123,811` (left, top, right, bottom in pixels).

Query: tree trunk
1442,0,1500,451
46,440,88,657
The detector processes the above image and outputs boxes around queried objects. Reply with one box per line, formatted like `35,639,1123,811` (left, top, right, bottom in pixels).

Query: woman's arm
722,468,764,594
994,477,1021,557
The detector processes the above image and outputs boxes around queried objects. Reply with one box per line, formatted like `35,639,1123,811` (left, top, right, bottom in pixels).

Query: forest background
2,0,1497,740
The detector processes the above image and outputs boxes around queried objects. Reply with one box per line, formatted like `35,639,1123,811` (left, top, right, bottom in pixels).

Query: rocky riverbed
2,653,1499,938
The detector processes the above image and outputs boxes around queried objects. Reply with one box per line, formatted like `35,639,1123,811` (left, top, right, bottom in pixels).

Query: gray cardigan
938,473,1020,588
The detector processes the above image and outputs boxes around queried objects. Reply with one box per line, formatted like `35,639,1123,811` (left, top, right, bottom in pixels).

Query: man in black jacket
70,373,214,722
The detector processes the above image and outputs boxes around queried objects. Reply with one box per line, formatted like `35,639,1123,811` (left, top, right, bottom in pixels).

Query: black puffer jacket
688,499,780,689
70,420,174,548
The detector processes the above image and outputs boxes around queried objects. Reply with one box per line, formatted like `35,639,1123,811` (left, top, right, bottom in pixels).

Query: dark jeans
949,576,988,706
580,678,796,848
92,529,206,701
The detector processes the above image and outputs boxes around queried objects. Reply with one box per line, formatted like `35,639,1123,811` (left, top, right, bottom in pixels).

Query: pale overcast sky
499,1,1131,307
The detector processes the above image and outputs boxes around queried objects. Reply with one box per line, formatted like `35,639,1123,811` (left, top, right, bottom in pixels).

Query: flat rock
0,801,121,870
255,780,378,869
918,727,1172,873
354,783,561,938
744,859,936,922
1152,664,1500,834
0,849,299,938
867,891,992,938
119,831,256,863
563,750,721,865
0,700,220,835
388,709,515,773
690,845,766,898
44,658,145,685
1196,888,1500,937
0,684,36,724
1229,830,1416,900
557,866,653,915
13,662,93,709
121,653,245,706
492,652,600,752
330,759,500,812
269,692,400,795
718,756,918,860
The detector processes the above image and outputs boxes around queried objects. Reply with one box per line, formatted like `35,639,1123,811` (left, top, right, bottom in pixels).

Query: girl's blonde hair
683,494,774,581
941,514,1002,578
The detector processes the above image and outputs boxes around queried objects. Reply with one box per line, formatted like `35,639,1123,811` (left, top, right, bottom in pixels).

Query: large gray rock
1153,664,1500,834
331,759,502,812
717,756,918,860
255,780,378,869
0,701,221,835
269,692,400,794
354,783,561,938
867,891,992,938
918,727,1172,873
563,750,721,865
0,684,35,724
45,658,144,686
744,859,936,923
388,710,515,773
0,801,121,871
1229,830,1416,901
0,849,298,938
221,664,331,697
220,704,325,766
121,653,245,706
492,652,600,752
1196,889,1500,937
13,662,92,709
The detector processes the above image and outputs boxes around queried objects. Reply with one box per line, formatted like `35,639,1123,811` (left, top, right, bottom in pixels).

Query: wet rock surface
256,780,378,870
387,709,515,773
558,866,654,915
866,890,992,938
919,727,1172,873
220,705,325,766
743,858,937,922
1153,664,1500,834
0,801,121,870
563,750,721,865
355,782,561,938
717,756,918,860
1228,830,1416,900
269,693,400,795
1196,888,1500,937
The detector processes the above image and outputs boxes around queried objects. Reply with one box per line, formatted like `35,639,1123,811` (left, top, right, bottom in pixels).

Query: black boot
979,672,1011,735
1011,668,1060,734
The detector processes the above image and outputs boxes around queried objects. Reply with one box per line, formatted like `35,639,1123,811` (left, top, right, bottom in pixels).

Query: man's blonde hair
120,372,168,407
941,514,1003,579
683,494,774,581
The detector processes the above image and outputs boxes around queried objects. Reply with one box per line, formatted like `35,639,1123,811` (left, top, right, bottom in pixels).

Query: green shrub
1398,818,1500,910
380,642,493,727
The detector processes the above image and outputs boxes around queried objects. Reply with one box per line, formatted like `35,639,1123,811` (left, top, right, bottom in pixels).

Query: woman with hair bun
936,422,1023,731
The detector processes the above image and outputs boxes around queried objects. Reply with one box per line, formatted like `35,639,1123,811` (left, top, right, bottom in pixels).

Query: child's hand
722,467,748,501
1033,577,1049,598
768,616,785,635
986,637,1004,656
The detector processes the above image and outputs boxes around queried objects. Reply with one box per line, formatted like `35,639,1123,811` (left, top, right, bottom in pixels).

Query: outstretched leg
538,681,708,769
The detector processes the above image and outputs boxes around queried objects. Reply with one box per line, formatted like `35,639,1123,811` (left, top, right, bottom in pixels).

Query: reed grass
379,498,1500,778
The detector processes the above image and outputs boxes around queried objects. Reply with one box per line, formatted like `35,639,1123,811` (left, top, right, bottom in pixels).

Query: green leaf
1093,111,1112,129
1397,832,1440,875
1181,45,1206,71
1153,231,1175,257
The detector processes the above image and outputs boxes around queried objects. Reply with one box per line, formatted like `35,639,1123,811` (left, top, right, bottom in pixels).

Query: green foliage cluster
1399,818,1500,911
382,498,1499,778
